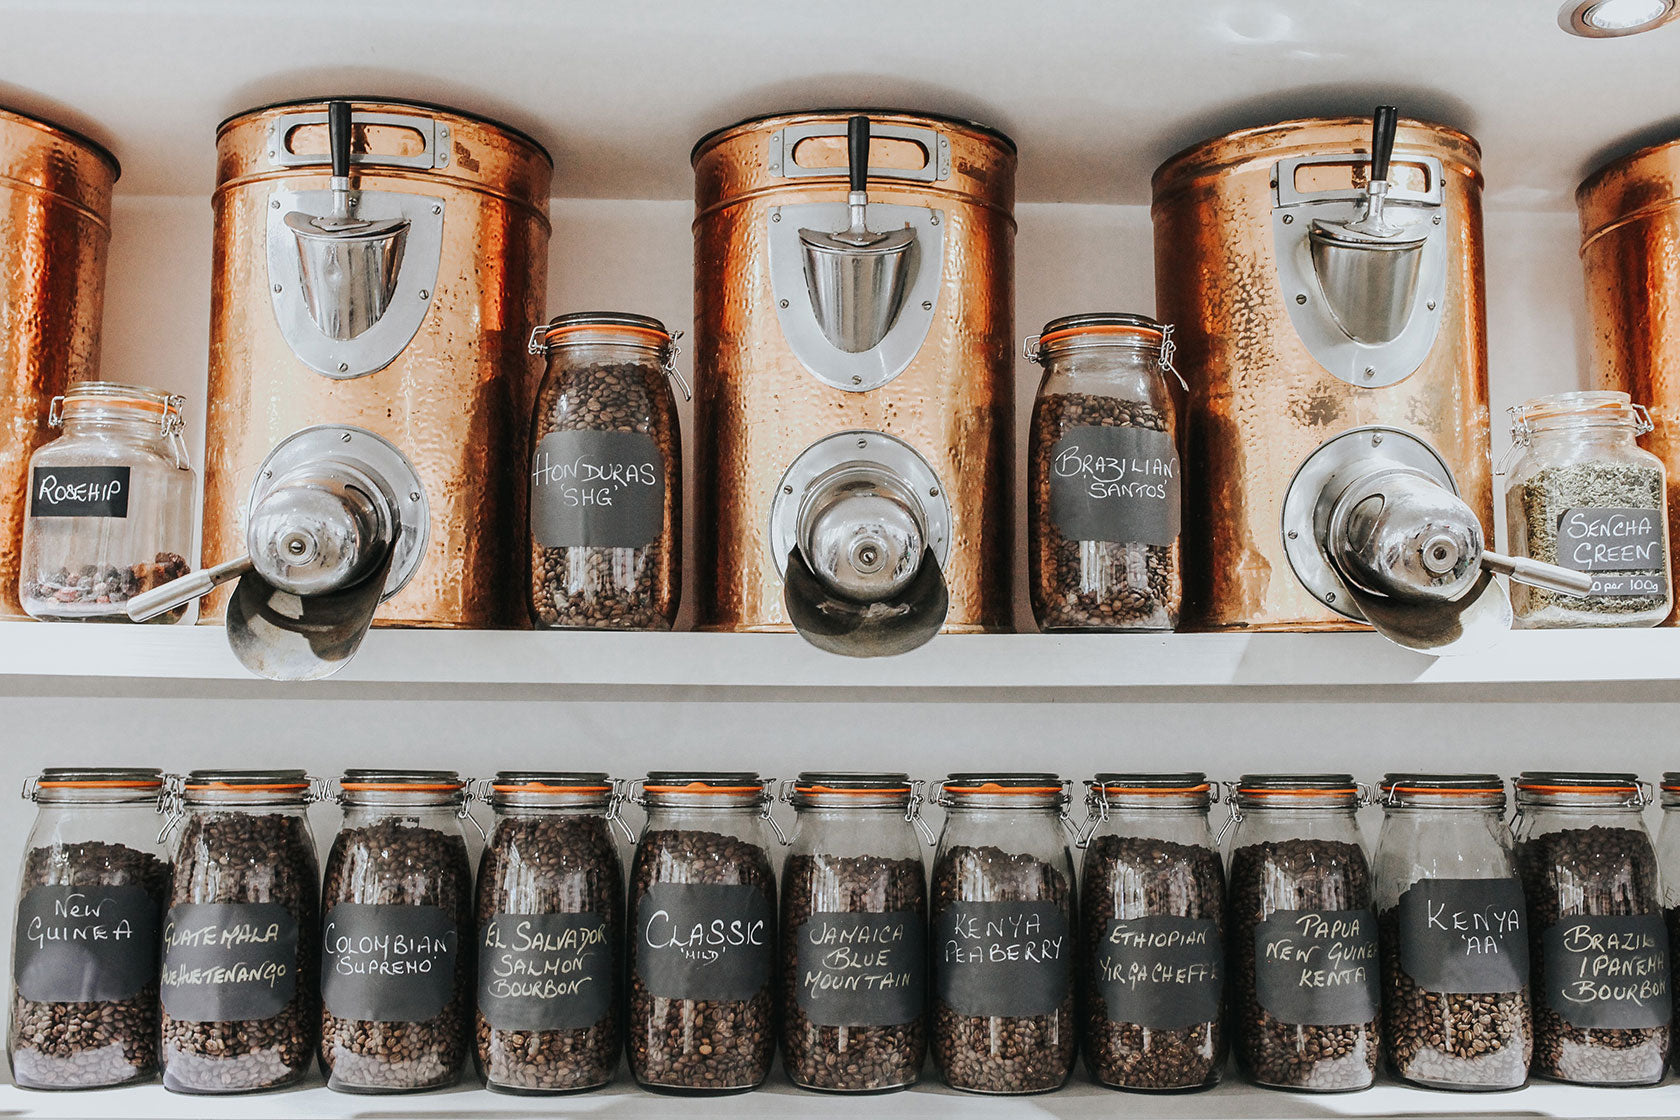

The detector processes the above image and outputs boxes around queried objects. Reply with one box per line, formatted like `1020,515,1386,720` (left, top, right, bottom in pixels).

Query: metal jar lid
52,381,187,435
939,772,1068,809
640,771,768,808
1662,772,1680,808
483,771,615,810
1514,771,1647,808
1087,772,1213,810
1026,313,1169,363
1378,773,1505,810
529,311,676,354
183,769,311,805
1234,773,1362,810
338,768,466,805
25,767,163,804
789,771,914,809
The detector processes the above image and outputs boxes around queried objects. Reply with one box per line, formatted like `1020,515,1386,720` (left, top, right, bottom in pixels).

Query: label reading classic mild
29,466,130,519
935,901,1071,1019
1094,915,1222,1029
1253,908,1380,1025
635,883,772,1002
13,884,159,1003
530,430,665,549
1396,879,1528,994
1555,507,1668,597
1542,914,1671,1029
160,902,298,1021
477,912,613,1031
321,902,459,1022
794,911,924,1027
1049,426,1180,545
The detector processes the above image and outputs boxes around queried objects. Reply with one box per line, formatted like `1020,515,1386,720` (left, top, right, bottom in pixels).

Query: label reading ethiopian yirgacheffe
1049,426,1180,545
477,911,613,1031
935,900,1071,1019
1396,878,1527,994
1542,913,1670,1029
794,911,924,1027
1253,908,1380,1025
1094,915,1222,1029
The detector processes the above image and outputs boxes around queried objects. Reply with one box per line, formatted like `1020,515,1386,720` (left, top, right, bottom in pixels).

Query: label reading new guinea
1542,913,1670,1029
13,884,159,1003
1049,426,1180,545
322,902,459,1022
160,902,298,1022
935,900,1071,1019
1555,507,1668,597
794,911,924,1027
1253,908,1380,1025
1094,915,1222,1029
530,430,665,549
29,465,130,519
635,883,772,1002
477,912,613,1031
1396,878,1528,994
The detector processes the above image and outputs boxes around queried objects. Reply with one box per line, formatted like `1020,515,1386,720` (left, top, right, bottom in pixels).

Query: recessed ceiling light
1560,0,1678,36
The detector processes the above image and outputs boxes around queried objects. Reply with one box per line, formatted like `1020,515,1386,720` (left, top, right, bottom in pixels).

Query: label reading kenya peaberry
1396,878,1528,994
478,912,613,1031
322,902,460,1022
935,900,1072,1019
530,430,665,549
794,911,924,1027
1542,913,1671,1029
1049,426,1180,545
635,883,773,1002
1253,908,1380,1025
1554,507,1668,597
13,884,159,1003
160,902,298,1022
1094,915,1223,1029
29,465,130,519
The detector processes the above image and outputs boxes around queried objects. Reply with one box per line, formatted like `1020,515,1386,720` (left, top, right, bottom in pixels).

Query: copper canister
692,110,1015,633
203,99,551,627
0,109,117,620
1578,138,1680,625
1153,116,1491,631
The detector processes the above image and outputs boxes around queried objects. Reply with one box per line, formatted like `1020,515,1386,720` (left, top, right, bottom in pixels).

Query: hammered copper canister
691,110,1015,635
202,98,550,628
0,108,117,620
1578,138,1680,625
1153,116,1491,631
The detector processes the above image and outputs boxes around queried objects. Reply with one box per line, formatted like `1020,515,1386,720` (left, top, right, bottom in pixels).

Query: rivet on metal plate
921,301,933,311
1296,293,1307,305
779,300,789,309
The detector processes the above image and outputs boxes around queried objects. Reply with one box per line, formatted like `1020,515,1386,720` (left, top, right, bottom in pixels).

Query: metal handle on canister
1479,551,1596,597
127,556,254,622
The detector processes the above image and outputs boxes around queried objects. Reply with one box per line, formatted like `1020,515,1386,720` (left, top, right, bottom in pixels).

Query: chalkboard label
1556,507,1668,596
934,900,1072,1019
1094,915,1222,1029
531,430,665,549
1049,426,1180,546
1253,908,1380,1025
13,884,159,1003
160,902,298,1022
322,902,460,1022
478,911,613,1031
30,466,130,519
1542,913,1671,1029
793,911,924,1027
635,883,772,1002
1396,878,1527,994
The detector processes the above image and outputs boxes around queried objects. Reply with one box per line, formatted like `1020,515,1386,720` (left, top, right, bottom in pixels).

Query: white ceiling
2,0,1678,209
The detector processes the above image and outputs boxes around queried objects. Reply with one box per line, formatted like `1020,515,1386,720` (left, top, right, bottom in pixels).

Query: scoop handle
329,99,352,181
848,115,869,195
1371,105,1398,184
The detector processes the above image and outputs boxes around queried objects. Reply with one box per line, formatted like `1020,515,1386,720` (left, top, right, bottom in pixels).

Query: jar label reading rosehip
1253,908,1380,1025
635,882,773,1002
793,911,925,1028
13,884,160,1003
935,900,1072,1018
1542,913,1671,1029
1554,507,1668,596
1094,915,1222,1030
322,902,460,1022
530,431,665,549
29,465,130,518
1396,878,1528,994
1049,426,1180,546
478,911,613,1031
158,901,298,1021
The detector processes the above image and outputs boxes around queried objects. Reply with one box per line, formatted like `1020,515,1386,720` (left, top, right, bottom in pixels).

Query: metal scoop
798,115,917,353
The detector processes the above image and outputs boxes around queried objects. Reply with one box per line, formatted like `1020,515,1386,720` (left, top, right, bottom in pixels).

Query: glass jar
628,772,778,1093
1513,771,1670,1085
1026,314,1182,632
780,772,930,1093
1225,774,1379,1093
1659,772,1680,1074
1504,390,1671,627
319,770,474,1094
930,774,1077,1095
528,313,685,630
1373,774,1531,1091
158,770,319,1094
8,768,168,1089
19,382,194,622
1078,772,1224,1092
472,772,626,1095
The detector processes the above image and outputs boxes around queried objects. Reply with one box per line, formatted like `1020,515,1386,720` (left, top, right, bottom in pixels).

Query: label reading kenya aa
1094,915,1222,1029
1049,426,1180,545
1543,913,1671,1029
13,884,159,1003
935,900,1071,1019
1253,908,1380,1025
160,902,298,1021
636,883,772,1002
794,911,924,1027
530,430,665,549
1555,507,1668,597
29,465,130,519
478,912,613,1031
1396,878,1528,994
322,902,459,1022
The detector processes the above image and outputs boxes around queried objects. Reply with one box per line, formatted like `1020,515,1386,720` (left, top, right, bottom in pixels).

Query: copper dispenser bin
691,110,1015,639
1578,138,1680,625
1153,116,1492,631
202,98,551,628
0,109,118,620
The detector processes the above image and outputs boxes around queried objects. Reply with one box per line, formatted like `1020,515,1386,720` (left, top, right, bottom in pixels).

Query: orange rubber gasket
1098,784,1212,796
1037,325,1161,348
1384,786,1504,797
1239,788,1358,798
1516,784,1638,795
796,784,913,796
540,324,670,347
492,783,613,794
644,783,764,794
944,784,1064,795
38,779,162,789
340,782,464,792
184,782,309,792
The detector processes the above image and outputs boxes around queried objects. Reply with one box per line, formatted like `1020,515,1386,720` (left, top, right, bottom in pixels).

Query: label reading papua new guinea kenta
935,900,1072,1019
1542,913,1670,1029
1253,908,1380,1025
530,430,664,549
1049,426,1180,546
1093,915,1222,1029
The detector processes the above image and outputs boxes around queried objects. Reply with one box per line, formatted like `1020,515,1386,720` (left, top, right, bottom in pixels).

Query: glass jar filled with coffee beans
1373,775,1531,1091
472,772,627,1094
1026,315,1183,632
319,770,474,1094
159,771,320,1094
9,768,168,1089
527,313,686,631
779,773,931,1093
1078,773,1225,1092
1513,772,1671,1085
930,774,1077,1095
628,773,778,1093
1226,774,1380,1092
